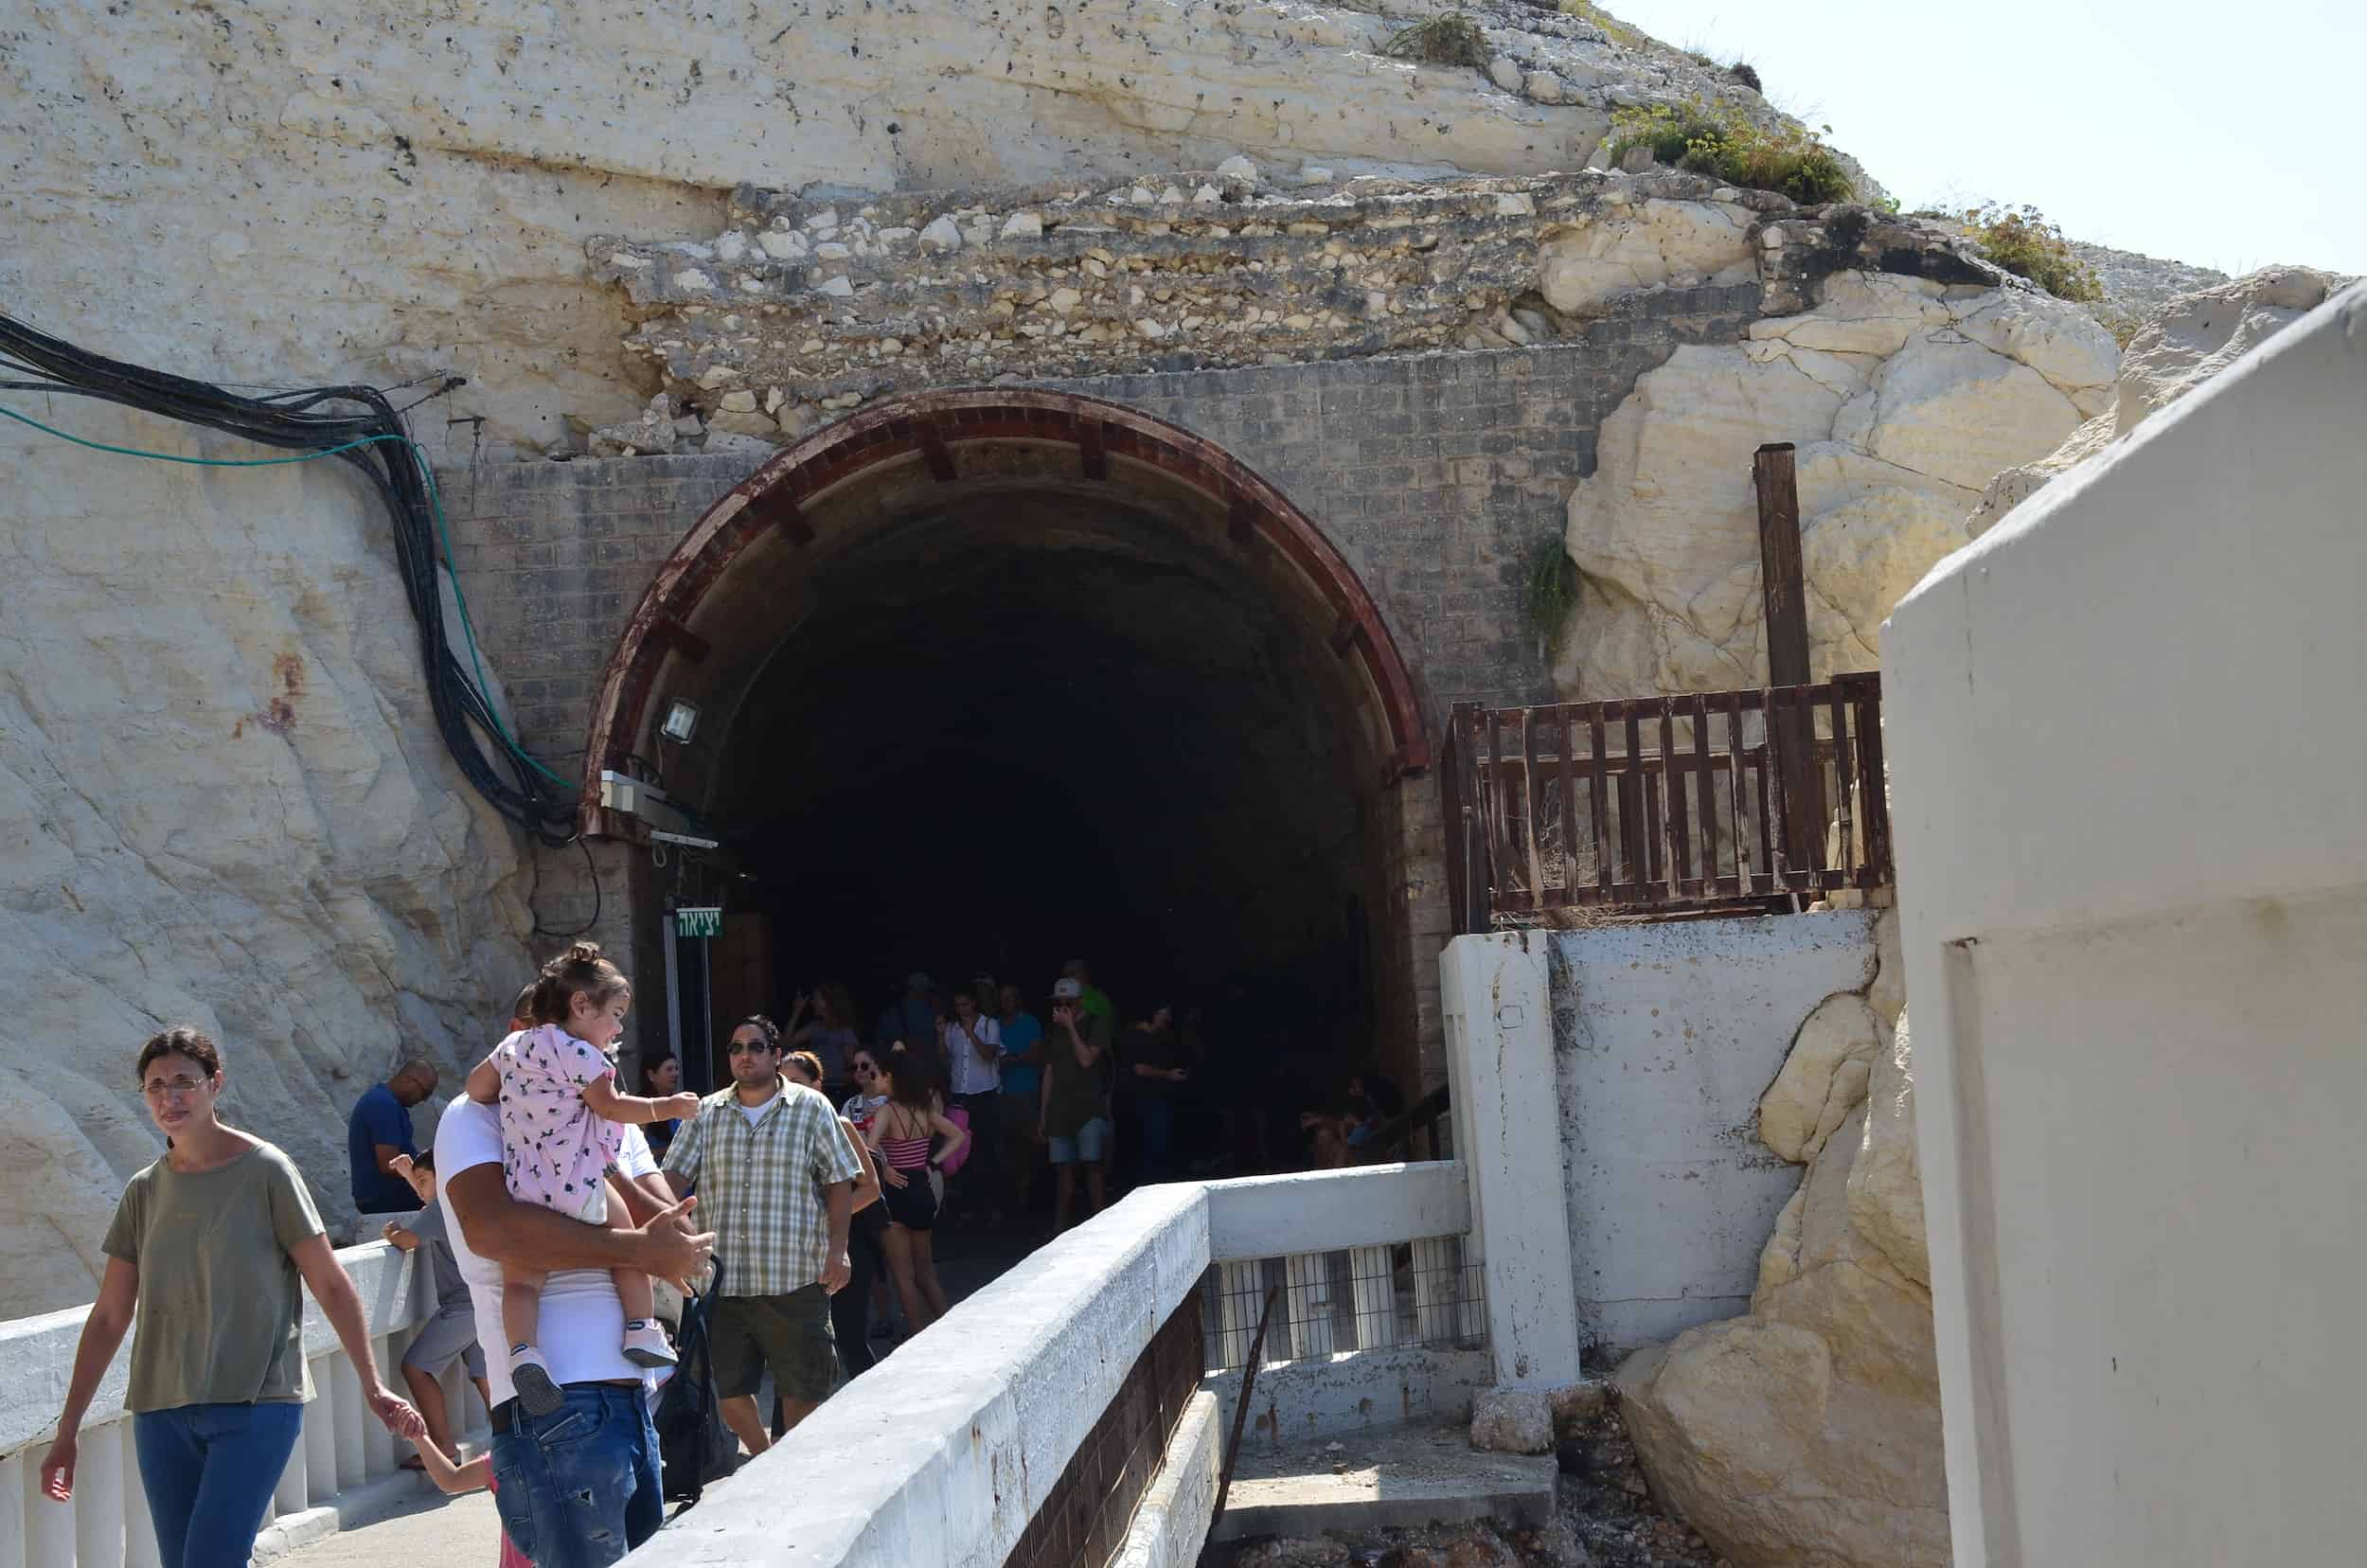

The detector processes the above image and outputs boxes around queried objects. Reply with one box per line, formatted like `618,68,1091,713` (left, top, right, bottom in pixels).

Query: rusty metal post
1753,443,1824,870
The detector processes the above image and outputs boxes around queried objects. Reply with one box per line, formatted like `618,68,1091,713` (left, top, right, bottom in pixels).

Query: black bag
655,1256,740,1506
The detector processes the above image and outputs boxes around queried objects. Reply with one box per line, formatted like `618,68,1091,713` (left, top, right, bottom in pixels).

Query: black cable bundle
0,312,579,846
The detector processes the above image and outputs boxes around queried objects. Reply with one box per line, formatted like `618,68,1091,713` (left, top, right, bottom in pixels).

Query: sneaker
510,1344,563,1417
622,1319,678,1368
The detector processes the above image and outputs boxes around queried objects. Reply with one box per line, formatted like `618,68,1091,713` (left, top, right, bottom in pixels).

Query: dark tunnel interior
648,477,1409,1159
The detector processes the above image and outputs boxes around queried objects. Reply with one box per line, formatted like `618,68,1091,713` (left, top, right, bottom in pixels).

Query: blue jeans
489,1384,663,1568
133,1401,304,1568
1137,1095,1177,1183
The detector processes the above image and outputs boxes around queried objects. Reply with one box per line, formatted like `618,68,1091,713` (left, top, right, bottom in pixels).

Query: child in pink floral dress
464,942,699,1414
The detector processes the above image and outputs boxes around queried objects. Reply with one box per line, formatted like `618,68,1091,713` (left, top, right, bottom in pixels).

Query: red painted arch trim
578,389,1430,834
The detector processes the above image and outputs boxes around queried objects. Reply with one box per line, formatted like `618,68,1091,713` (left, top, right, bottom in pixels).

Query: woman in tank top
39,1027,426,1568
863,1043,969,1335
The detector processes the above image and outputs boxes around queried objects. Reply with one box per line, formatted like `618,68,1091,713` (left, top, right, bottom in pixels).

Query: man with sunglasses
662,1016,862,1456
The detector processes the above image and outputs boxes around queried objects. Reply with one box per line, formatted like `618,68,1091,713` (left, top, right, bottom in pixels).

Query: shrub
1607,100,1854,205
1526,535,1578,650
1381,11,1489,67
1558,0,1645,49
1961,204,2103,303
1728,61,1762,93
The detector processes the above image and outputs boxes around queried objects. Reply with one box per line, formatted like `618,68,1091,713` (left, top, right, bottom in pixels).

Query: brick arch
578,388,1429,834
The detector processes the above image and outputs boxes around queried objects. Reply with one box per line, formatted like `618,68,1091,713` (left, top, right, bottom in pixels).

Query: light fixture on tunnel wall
659,700,700,744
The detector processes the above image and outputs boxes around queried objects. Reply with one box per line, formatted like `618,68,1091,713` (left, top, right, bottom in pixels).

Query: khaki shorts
710,1286,836,1403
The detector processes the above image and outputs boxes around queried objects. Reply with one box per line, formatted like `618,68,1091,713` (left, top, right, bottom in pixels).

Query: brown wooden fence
1442,673,1892,933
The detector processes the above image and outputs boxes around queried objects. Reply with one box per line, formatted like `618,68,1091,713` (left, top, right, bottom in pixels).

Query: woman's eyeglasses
852,1063,877,1077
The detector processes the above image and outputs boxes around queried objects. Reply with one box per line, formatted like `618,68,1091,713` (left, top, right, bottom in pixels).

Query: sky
1608,0,2365,277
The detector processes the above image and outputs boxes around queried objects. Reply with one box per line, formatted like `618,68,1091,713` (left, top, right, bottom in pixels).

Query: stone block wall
445,299,1759,1082
449,288,1759,746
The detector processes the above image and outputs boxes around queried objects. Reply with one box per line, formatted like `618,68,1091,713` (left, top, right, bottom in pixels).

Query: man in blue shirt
348,1059,437,1216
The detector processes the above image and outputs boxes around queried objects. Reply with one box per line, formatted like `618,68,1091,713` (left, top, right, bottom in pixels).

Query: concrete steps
1209,1420,1557,1543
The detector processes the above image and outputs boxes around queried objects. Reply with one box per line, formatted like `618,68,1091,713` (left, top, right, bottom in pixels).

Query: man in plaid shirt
662,1015,862,1454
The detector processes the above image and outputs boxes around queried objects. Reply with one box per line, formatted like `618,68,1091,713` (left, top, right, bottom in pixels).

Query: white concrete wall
1204,1347,1493,1449
1884,281,2367,1565
1552,912,1877,1355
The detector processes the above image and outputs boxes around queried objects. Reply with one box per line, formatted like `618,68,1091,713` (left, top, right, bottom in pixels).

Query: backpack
935,1103,972,1177
655,1256,740,1507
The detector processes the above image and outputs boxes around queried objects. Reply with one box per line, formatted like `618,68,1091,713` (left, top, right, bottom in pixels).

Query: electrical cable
529,835,604,940
0,313,580,845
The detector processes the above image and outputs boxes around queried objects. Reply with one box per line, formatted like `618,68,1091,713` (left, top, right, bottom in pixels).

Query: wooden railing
1442,672,1892,932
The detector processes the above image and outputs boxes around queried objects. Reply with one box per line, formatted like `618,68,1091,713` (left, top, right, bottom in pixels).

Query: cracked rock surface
1558,270,2116,697
0,409,535,1313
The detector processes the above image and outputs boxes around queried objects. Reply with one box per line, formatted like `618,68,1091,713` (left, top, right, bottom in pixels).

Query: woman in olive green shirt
39,1027,426,1568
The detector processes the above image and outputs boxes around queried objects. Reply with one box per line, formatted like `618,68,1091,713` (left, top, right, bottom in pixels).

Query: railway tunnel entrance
580,391,1436,1165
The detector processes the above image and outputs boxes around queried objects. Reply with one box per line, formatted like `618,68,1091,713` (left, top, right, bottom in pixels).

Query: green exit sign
674,906,722,939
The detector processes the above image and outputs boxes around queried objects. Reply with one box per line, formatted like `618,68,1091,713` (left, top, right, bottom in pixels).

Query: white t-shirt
436,1099,640,1409
945,1017,1004,1096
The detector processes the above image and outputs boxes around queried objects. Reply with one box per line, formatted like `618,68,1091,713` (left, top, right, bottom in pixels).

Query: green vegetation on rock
1380,10,1490,67
1961,204,2104,304
1607,101,1853,205
1526,534,1579,650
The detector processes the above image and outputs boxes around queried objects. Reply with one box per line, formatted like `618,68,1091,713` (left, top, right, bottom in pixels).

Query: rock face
1616,923,1946,1567
1559,272,2117,696
4,0,1808,451
0,408,536,1314
1968,266,2355,536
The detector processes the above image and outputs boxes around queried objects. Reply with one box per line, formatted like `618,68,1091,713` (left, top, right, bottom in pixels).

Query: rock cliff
4,0,1806,453
1558,263,2118,696
0,408,536,1312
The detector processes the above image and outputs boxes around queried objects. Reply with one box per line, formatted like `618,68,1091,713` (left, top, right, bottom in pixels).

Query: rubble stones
1472,1388,1557,1454
590,167,1837,443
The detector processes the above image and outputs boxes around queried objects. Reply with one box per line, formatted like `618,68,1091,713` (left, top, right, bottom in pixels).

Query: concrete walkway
271,1487,505,1566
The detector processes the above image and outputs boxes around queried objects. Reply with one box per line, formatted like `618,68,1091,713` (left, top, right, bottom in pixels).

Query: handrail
0,1238,451,1568
615,1162,1476,1566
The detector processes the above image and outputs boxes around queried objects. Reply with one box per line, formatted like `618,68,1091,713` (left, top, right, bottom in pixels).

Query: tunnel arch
578,388,1429,821
576,387,1442,1113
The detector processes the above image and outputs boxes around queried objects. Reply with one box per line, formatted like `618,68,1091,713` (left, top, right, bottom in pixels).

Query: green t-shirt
1041,1012,1113,1137
101,1141,326,1412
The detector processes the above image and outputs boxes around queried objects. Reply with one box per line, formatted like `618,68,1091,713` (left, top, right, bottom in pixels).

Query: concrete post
21,1447,73,1568
1283,1254,1334,1361
363,1335,396,1478
1440,932,1580,1388
303,1361,338,1506
123,1420,162,1568
1410,1238,1457,1342
330,1353,366,1489
0,1451,26,1568
72,1418,124,1568
1348,1246,1397,1350
275,1411,310,1519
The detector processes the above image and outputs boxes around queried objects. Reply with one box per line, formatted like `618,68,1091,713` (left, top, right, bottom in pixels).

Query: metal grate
1200,1235,1487,1373
1004,1289,1205,1568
